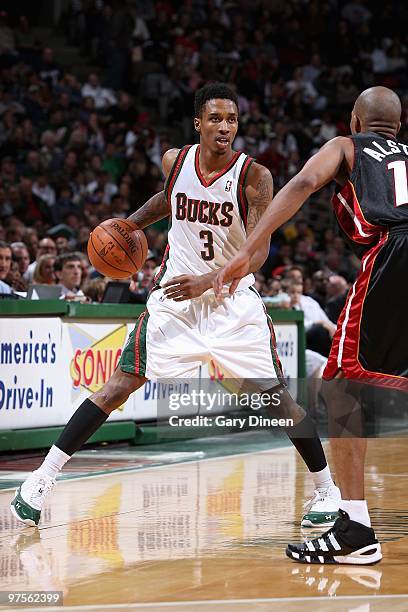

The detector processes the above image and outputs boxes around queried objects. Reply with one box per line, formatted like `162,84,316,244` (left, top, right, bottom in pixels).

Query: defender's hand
163,274,209,301
213,250,251,297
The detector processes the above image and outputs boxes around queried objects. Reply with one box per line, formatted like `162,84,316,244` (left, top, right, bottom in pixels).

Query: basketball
87,218,148,279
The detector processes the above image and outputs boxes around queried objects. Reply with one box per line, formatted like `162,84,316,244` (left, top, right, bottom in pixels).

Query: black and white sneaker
286,510,382,565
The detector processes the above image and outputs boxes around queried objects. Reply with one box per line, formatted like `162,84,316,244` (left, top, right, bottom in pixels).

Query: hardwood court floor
0,436,407,611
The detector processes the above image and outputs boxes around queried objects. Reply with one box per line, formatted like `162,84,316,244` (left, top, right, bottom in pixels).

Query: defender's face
195,99,238,154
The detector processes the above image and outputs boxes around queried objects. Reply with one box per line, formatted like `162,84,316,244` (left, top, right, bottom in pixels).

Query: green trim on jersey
158,146,191,289
164,145,192,208
153,243,170,286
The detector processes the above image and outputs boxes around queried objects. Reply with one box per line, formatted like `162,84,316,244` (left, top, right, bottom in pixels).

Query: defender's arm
214,137,352,295
241,137,352,257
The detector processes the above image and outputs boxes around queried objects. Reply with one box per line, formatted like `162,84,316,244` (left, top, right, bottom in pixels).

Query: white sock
340,500,371,527
37,445,71,479
311,465,335,490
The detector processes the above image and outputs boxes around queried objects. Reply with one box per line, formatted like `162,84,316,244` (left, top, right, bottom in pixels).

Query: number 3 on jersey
200,230,214,261
388,160,408,207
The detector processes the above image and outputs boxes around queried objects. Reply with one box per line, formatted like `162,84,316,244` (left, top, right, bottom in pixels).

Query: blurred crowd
0,0,407,350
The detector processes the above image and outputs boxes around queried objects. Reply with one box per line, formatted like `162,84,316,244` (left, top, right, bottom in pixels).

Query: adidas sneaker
287,510,382,565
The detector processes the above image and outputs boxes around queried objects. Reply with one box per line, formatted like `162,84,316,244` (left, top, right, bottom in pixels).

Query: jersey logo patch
225,180,232,192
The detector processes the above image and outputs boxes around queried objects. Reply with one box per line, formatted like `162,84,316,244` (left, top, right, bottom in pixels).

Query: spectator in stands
10,241,30,279
128,250,157,303
86,170,118,204
0,184,11,219
39,130,64,173
54,252,84,299
82,277,107,303
325,275,349,323
6,259,26,291
23,227,39,261
283,265,304,284
256,133,288,182
0,240,12,294
25,237,57,282
47,226,74,254
14,15,39,66
37,47,62,87
4,217,25,243
262,277,290,308
308,270,329,308
33,253,56,285
32,173,56,209
0,11,16,59
81,73,116,110
287,279,336,357
77,251,90,286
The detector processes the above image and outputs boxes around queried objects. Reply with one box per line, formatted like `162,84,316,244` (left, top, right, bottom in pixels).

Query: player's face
196,99,238,154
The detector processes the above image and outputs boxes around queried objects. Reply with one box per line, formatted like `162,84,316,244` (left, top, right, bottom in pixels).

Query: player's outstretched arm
127,148,179,229
214,137,352,296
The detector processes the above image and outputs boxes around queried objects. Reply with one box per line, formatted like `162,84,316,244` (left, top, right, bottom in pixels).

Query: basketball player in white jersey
11,84,340,530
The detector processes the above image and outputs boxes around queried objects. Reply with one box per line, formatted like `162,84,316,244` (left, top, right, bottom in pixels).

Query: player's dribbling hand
213,251,251,298
163,274,210,301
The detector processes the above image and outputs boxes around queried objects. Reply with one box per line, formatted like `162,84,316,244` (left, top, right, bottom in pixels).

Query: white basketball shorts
119,286,283,389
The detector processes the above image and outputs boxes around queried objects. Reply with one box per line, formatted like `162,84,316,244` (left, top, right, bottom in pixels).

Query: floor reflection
0,439,407,607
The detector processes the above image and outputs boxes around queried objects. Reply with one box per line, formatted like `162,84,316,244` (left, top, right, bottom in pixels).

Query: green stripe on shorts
249,286,284,382
119,310,150,377
266,313,282,377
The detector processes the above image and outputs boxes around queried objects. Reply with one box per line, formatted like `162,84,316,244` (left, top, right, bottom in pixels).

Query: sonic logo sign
69,324,128,393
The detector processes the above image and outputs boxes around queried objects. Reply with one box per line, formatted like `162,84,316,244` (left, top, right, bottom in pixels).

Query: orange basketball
87,218,148,279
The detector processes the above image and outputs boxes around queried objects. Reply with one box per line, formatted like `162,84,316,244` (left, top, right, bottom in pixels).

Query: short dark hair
0,240,11,252
286,265,305,275
54,252,82,272
194,82,239,117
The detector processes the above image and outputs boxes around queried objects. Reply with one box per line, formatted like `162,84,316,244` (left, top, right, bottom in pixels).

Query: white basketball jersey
156,144,255,292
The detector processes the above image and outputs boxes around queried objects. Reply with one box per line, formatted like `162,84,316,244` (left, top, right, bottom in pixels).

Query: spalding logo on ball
87,218,148,279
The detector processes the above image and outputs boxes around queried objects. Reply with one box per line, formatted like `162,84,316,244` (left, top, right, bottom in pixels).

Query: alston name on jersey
175,192,234,227
363,139,408,162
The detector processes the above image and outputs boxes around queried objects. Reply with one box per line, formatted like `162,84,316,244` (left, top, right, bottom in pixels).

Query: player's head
350,87,402,136
194,83,239,154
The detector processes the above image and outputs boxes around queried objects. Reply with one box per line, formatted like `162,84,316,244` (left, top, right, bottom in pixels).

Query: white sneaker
10,470,56,526
301,484,341,528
